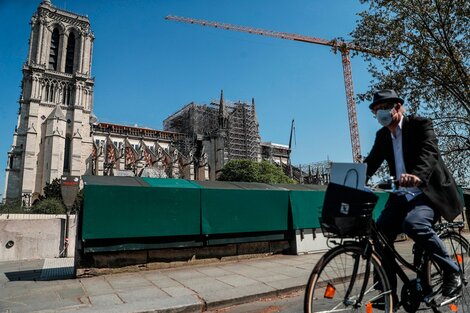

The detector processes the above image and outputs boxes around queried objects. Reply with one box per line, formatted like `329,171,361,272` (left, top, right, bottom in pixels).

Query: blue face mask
376,109,393,126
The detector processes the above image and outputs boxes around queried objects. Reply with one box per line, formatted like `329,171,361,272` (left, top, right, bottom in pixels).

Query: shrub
218,159,295,184
31,198,66,214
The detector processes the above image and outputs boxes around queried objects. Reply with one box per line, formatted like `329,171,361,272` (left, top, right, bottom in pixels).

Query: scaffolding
164,95,261,162
163,102,218,136
285,160,332,185
225,101,261,161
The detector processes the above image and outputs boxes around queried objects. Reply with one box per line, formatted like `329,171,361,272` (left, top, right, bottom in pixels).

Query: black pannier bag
320,183,379,238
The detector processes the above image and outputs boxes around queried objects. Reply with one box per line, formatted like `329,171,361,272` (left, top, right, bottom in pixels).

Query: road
207,290,438,313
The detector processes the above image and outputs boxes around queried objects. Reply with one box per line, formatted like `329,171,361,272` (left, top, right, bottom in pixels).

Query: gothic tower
3,0,94,204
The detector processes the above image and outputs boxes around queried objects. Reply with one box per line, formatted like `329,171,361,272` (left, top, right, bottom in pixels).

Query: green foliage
218,159,260,182
40,177,83,213
352,0,469,185
43,178,62,199
0,199,28,214
71,189,83,213
218,159,295,184
258,161,296,184
31,198,66,214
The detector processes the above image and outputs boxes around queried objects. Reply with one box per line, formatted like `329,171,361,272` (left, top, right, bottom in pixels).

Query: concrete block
144,272,182,288
165,268,208,281
196,244,237,259
269,240,291,253
57,285,86,300
162,286,196,297
217,263,273,278
148,248,196,262
0,219,64,261
215,274,260,287
90,250,148,268
89,293,123,305
80,276,115,296
237,242,269,255
106,273,153,291
254,273,291,283
204,283,276,310
195,266,231,277
264,276,307,291
117,286,170,303
176,277,232,294
292,229,329,255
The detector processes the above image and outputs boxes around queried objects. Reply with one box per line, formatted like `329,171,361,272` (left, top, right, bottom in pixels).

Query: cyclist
363,89,464,307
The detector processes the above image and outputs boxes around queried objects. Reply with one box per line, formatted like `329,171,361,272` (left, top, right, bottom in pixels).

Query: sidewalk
0,239,426,313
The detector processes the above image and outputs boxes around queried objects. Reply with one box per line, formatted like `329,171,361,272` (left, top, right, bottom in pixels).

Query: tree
0,199,27,214
352,0,469,185
218,159,295,184
43,178,62,199
33,177,83,214
31,198,66,214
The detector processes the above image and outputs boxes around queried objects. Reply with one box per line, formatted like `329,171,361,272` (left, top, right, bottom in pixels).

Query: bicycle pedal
423,292,438,306
425,293,461,308
423,295,435,306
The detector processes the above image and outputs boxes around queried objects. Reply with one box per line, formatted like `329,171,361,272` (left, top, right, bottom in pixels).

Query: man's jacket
364,115,463,221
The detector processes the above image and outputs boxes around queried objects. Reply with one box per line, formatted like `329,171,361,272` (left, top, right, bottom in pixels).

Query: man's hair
397,103,406,113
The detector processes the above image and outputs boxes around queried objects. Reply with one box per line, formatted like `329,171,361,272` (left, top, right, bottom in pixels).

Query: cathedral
3,0,289,205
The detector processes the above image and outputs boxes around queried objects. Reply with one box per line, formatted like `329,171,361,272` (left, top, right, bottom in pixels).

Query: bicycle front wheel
304,243,393,313
425,232,470,313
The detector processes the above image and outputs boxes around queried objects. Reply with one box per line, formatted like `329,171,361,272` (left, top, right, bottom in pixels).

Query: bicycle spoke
425,232,470,313
305,244,393,312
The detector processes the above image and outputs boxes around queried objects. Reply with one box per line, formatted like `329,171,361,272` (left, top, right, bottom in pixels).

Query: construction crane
165,15,381,163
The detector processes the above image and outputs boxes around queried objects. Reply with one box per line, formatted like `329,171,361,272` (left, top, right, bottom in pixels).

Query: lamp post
60,176,80,258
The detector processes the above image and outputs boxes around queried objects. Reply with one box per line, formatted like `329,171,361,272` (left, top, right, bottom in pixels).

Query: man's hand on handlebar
399,173,422,187
369,176,420,197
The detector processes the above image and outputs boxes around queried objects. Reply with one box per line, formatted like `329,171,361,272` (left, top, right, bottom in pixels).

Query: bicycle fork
342,242,382,308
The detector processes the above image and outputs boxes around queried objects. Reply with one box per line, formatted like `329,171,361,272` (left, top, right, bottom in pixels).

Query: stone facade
4,0,94,204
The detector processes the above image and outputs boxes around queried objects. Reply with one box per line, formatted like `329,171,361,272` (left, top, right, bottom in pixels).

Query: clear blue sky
0,0,382,198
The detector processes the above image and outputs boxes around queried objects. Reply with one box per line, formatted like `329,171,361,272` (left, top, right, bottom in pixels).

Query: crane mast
165,15,373,163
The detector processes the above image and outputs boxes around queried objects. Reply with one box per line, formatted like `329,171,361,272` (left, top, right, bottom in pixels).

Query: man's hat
369,89,404,110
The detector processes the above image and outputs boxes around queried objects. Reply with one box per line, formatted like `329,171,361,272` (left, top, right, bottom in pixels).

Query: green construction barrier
80,176,391,251
290,190,325,229
82,177,201,240
278,184,389,229
372,191,389,220
193,181,289,235
142,177,201,188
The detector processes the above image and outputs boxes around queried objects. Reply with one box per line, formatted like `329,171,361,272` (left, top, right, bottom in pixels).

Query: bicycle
304,182,470,313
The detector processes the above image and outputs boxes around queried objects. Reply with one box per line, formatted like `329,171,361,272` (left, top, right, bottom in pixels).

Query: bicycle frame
368,220,428,292
336,219,468,309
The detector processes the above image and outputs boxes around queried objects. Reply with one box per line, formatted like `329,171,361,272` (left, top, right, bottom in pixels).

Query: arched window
48,28,60,71
63,137,71,172
65,32,75,74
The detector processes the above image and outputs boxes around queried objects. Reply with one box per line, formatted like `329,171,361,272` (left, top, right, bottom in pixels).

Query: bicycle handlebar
367,178,417,197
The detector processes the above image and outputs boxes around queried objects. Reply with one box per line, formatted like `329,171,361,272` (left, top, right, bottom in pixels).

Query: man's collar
390,114,404,139
397,114,404,130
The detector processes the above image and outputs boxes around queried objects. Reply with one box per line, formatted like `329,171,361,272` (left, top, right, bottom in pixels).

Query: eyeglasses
371,102,395,114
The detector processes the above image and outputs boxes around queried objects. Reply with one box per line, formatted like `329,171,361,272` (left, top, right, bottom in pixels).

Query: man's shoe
371,293,399,311
442,272,462,297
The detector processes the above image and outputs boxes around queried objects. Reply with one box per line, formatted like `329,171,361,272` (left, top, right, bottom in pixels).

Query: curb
203,283,306,311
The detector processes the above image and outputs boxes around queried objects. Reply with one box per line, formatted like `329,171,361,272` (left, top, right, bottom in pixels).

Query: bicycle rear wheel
425,232,470,313
304,243,393,313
